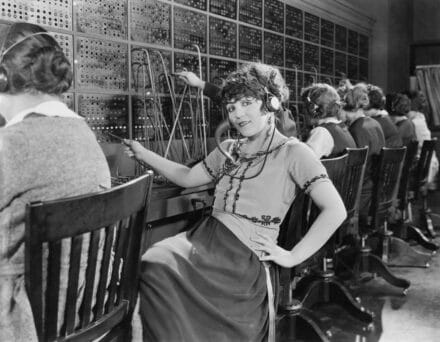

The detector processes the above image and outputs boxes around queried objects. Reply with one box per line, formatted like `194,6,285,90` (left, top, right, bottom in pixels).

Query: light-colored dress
138,137,330,341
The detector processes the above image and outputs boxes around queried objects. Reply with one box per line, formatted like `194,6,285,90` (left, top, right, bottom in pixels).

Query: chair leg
294,274,374,323
387,236,431,268
278,300,331,342
406,224,439,252
359,251,410,294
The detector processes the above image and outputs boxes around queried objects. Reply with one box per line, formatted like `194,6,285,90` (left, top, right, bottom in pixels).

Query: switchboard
131,0,171,46
264,32,284,67
210,0,236,19
238,0,262,26
264,0,284,34
209,17,236,58
239,25,262,62
0,0,371,164
174,6,207,53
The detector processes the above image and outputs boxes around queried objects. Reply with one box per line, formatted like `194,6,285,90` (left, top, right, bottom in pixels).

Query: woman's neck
239,124,280,155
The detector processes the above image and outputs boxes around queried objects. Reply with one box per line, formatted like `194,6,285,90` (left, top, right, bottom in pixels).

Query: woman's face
226,96,268,137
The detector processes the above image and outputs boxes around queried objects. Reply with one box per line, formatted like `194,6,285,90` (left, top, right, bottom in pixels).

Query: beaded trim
235,213,282,226
303,174,328,193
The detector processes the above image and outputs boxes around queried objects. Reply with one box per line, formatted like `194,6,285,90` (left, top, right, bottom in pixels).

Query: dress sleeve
288,142,330,194
200,139,232,180
203,82,223,104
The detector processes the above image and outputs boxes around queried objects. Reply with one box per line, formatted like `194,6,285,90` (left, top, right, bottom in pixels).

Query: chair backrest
397,140,418,210
25,172,154,342
343,147,369,221
413,139,436,194
370,147,406,229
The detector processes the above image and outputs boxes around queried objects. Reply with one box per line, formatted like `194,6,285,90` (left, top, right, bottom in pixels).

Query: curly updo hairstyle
301,83,341,119
342,82,370,111
221,62,289,112
391,93,411,116
367,84,386,110
0,22,72,95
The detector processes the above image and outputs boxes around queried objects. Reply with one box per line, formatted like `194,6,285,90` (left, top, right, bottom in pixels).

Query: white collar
317,117,341,125
5,100,82,128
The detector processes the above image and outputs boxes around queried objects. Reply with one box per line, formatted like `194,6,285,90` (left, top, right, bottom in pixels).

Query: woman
125,63,346,341
340,83,385,221
302,83,356,158
365,84,402,147
389,93,417,146
176,69,297,138
0,23,110,341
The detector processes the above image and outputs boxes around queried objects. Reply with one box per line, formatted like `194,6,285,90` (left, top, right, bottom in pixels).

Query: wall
413,0,440,42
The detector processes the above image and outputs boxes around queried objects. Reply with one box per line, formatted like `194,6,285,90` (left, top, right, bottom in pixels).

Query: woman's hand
175,71,205,89
123,139,147,161
252,233,298,268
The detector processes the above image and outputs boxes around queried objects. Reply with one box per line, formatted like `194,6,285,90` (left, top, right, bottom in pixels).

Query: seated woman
124,62,346,341
176,70,297,138
301,83,356,158
390,93,417,146
340,83,385,221
0,23,110,340
365,85,402,147
408,90,439,189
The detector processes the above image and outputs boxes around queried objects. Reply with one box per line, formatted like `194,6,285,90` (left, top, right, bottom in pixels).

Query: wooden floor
279,191,440,342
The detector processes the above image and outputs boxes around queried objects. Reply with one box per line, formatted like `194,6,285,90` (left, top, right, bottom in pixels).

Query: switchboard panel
239,25,262,62
76,37,128,91
359,34,369,58
74,0,127,38
320,47,334,75
174,0,207,11
285,5,303,39
320,19,334,48
285,38,302,69
303,43,319,73
359,58,368,80
174,52,207,92
285,70,303,101
0,0,72,30
348,30,359,55
347,55,358,80
78,93,129,142
174,7,207,53
264,32,284,67
210,0,236,19
335,24,347,52
304,12,319,44
264,0,284,34
209,17,236,58
209,58,237,86
335,51,347,76
130,0,171,46
239,0,262,26
131,47,171,94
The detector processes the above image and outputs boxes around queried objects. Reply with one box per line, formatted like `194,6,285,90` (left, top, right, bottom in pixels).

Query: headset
0,30,56,93
263,86,281,112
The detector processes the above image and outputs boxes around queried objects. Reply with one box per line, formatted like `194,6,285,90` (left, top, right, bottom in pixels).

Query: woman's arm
255,181,346,268
124,140,213,188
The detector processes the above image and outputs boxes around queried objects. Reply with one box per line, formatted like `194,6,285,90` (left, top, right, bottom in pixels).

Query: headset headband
0,31,54,61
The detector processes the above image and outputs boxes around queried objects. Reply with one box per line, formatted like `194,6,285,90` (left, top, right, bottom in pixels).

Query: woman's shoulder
283,138,317,156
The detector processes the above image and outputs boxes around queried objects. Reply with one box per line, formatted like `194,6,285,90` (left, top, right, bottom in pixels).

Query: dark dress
349,116,386,220
138,138,330,341
320,122,357,157
372,115,403,147
395,118,417,147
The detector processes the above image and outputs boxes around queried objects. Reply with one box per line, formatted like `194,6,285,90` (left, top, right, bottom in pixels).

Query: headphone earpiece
263,87,281,112
0,66,8,93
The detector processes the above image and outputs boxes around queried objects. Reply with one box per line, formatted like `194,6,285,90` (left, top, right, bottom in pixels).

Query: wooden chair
276,191,331,342
410,140,437,238
25,172,154,342
293,149,374,327
352,147,410,293
387,141,434,267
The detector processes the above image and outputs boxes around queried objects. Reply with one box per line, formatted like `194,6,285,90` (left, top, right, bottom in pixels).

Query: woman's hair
0,22,72,95
221,62,289,109
367,84,385,110
301,83,340,119
391,93,411,116
409,90,428,112
342,82,369,111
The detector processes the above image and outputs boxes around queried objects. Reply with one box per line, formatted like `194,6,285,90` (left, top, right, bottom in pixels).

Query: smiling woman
124,62,346,342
